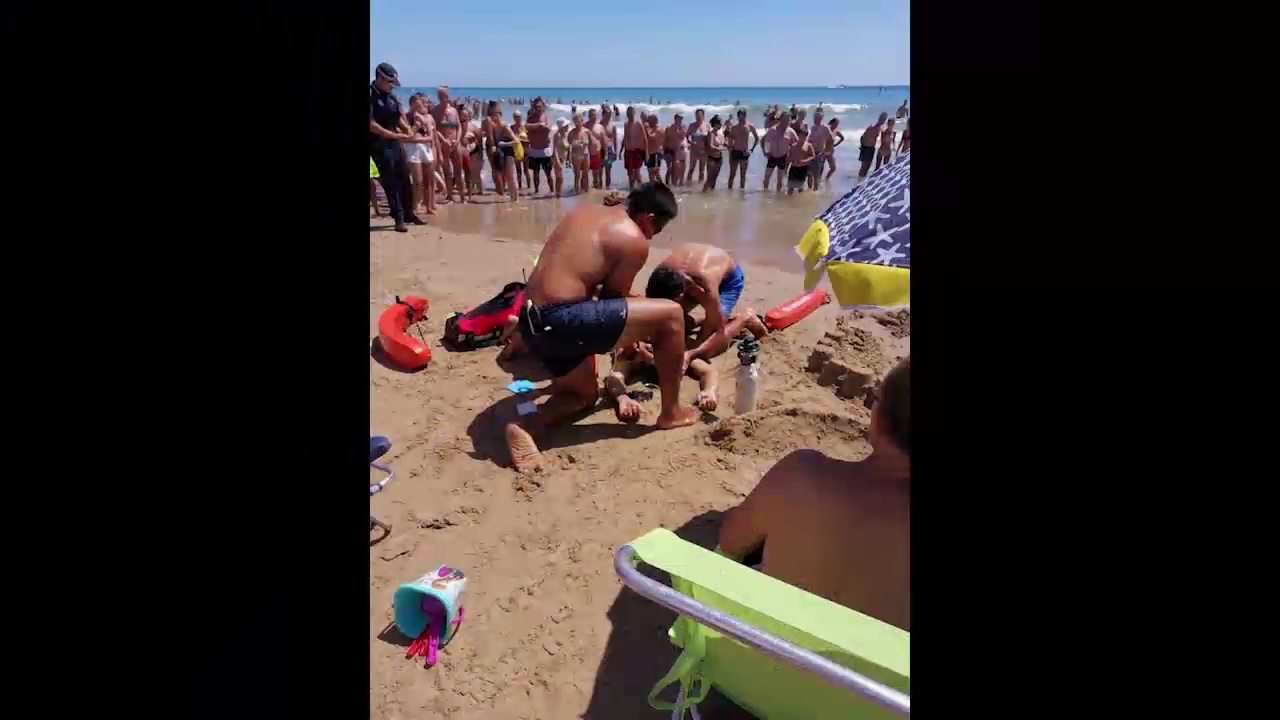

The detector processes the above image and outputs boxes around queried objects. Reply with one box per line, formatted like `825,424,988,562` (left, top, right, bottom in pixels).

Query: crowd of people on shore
370,63,910,231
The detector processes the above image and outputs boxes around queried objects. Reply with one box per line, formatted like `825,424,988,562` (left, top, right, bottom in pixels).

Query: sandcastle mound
804,309,911,402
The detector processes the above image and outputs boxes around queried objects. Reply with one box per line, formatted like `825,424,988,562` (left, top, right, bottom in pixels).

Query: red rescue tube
378,296,432,370
764,288,830,331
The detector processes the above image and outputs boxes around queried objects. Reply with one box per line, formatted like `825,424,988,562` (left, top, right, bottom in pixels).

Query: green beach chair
615,529,910,719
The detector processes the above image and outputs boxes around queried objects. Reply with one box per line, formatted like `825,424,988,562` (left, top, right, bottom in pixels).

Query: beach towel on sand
796,151,910,309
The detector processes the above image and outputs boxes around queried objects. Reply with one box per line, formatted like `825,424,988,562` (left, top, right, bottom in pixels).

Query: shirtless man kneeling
643,243,770,380
504,183,698,472
719,357,910,630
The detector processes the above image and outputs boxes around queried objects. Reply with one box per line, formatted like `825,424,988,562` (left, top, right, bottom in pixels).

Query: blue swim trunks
718,263,746,319
519,298,629,377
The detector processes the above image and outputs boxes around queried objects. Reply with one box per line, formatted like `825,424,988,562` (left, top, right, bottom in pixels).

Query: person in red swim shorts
621,106,648,190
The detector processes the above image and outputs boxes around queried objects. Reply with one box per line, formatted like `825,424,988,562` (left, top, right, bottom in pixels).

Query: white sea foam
794,102,865,112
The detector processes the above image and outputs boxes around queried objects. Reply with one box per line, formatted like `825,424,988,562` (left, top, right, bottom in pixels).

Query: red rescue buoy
378,295,432,370
764,289,830,331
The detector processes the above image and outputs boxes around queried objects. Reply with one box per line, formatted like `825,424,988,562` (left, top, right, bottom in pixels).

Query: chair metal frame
615,544,910,717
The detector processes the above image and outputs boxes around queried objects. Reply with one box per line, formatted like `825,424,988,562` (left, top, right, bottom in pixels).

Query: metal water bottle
733,336,761,414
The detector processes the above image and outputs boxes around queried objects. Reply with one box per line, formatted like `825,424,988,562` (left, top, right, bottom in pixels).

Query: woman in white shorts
406,93,437,215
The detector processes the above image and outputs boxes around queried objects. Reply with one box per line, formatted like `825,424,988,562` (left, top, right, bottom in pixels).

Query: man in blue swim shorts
644,243,770,380
505,183,698,473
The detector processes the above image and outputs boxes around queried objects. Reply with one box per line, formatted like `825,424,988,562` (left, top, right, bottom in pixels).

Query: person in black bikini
504,183,697,474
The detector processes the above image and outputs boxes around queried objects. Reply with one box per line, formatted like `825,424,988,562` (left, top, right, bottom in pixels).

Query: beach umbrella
795,152,910,309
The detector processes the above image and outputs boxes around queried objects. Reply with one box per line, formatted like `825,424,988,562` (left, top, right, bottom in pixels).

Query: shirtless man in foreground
432,86,467,203
504,183,697,473
726,108,760,190
719,357,910,631
525,97,555,195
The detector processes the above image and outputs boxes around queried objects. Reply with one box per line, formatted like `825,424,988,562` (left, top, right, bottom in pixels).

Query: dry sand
369,217,909,719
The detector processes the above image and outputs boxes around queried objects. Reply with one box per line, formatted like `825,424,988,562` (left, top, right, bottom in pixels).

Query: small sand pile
804,309,911,402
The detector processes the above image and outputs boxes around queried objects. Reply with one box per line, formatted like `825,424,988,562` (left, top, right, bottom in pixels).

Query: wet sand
418,144,878,271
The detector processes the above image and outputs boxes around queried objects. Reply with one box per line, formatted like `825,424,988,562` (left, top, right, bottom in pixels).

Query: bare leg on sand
604,350,644,423
504,298,698,473
504,358,601,472
690,359,719,412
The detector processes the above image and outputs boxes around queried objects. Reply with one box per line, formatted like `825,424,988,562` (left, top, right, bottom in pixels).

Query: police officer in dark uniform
369,62,424,232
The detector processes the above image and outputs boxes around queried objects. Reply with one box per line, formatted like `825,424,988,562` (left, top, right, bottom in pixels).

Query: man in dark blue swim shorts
504,183,700,473
645,243,770,373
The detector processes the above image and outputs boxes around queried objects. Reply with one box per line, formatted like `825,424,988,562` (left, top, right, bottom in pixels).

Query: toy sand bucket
393,565,467,664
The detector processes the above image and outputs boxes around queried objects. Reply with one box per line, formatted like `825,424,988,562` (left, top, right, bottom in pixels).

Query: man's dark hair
877,358,910,454
626,182,678,224
646,266,689,300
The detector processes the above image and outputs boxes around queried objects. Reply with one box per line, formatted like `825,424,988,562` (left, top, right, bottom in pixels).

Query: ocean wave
793,103,865,112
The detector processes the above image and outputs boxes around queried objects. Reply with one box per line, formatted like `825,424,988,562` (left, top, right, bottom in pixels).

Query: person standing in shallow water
663,113,687,186
807,107,833,190
702,115,726,192
552,117,570,197
644,114,664,183
481,101,505,197
763,112,798,192
460,108,484,196
621,106,647,190
503,183,697,474
876,118,896,171
432,86,466,203
525,98,555,196
859,112,888,179
726,108,759,191
685,108,710,186
825,117,845,183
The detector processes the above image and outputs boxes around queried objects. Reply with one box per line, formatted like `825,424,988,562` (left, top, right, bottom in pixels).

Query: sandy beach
369,216,909,718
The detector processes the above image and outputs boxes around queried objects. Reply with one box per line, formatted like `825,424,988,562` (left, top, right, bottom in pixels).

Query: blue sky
370,0,909,87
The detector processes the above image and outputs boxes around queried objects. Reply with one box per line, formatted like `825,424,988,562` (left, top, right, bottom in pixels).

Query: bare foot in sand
504,423,543,473
695,389,718,412
615,394,642,423
656,405,699,429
